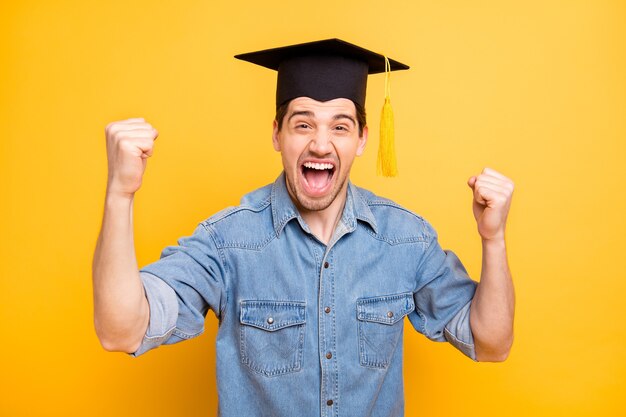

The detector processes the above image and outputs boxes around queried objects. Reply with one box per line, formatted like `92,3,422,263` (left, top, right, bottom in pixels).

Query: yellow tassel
377,56,398,177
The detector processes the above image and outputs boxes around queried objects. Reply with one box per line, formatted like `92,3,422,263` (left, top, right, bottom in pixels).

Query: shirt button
326,352,332,359
267,317,274,325
327,400,334,406
324,261,330,268
324,306,331,314
387,311,394,318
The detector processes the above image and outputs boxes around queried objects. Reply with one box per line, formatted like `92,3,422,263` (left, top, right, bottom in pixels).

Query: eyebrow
287,111,314,122
333,113,356,126
287,111,356,126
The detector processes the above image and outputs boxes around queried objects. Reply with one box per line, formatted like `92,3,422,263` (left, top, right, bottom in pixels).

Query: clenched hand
104,117,159,198
467,167,514,241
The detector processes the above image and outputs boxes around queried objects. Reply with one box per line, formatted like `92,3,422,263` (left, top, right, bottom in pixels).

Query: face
272,97,368,213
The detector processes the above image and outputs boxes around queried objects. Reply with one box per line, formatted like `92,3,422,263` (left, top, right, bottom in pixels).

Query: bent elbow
475,338,513,362
98,337,122,353
99,338,141,353
475,349,510,362
487,350,510,362
94,320,143,354
97,334,142,354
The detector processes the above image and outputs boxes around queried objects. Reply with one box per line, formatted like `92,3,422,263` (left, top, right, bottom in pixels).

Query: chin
296,193,336,212
287,172,347,213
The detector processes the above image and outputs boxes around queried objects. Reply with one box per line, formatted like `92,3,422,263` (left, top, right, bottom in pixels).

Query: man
92,39,515,417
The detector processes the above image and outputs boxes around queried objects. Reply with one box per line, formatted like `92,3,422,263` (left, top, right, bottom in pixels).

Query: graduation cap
235,38,409,177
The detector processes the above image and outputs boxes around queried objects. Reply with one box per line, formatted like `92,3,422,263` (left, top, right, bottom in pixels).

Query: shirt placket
318,220,352,417
318,248,337,417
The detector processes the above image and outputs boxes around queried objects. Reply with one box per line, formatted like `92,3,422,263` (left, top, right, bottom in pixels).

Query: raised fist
467,167,514,241
104,117,159,198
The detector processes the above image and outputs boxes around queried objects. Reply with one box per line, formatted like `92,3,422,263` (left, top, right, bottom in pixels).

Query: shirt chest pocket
239,300,306,377
357,292,415,369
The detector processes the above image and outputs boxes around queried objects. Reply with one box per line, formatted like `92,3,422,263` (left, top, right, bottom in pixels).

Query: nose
309,129,333,156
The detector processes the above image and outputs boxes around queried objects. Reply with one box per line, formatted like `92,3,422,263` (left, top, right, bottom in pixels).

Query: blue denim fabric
131,173,478,417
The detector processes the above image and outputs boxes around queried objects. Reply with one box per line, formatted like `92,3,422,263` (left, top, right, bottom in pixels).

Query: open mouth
300,161,336,196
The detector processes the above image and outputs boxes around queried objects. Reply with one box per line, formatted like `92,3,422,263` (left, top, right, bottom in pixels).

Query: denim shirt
131,173,478,417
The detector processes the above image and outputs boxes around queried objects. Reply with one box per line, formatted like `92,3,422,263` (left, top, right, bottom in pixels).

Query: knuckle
111,127,126,139
105,124,118,137
118,137,135,149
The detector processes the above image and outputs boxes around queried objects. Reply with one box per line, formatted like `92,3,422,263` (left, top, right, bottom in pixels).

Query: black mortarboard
234,38,409,108
235,38,409,177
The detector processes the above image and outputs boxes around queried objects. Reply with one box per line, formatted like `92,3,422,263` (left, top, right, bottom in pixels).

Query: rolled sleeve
129,272,179,357
128,223,227,357
443,299,477,361
408,220,478,360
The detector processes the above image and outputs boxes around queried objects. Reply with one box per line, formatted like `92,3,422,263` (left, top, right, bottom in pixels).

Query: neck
299,187,348,246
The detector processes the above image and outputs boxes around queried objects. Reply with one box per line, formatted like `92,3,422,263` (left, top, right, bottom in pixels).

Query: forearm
92,192,149,352
469,238,515,361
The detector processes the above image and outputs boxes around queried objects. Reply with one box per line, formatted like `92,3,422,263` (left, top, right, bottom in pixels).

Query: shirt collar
347,182,378,234
270,172,378,237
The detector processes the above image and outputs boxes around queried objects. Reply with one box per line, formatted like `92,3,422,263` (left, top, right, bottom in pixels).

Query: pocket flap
357,292,415,325
240,300,306,331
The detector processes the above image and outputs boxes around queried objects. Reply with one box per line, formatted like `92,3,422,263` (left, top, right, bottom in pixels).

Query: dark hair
275,99,367,136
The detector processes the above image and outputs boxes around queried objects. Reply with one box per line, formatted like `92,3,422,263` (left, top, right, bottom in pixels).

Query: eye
334,125,349,131
295,123,310,129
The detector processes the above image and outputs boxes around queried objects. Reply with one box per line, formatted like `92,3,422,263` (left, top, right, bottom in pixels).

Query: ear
356,125,368,157
272,120,281,152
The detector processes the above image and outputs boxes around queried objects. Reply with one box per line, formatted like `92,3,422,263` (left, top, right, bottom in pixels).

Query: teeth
303,162,334,170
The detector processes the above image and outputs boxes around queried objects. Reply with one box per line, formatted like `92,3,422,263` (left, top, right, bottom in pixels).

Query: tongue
304,169,331,190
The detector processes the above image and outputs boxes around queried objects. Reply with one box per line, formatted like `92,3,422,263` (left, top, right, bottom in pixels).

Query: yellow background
1,0,625,416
